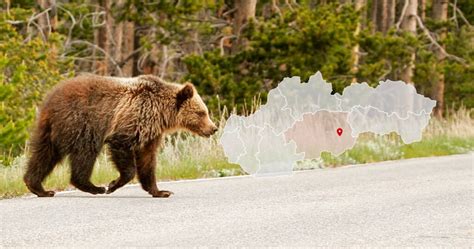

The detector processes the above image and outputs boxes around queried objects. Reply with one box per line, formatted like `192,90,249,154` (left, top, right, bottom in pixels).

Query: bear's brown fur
23,75,217,198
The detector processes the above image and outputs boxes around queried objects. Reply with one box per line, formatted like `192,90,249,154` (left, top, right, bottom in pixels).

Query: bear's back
39,75,127,152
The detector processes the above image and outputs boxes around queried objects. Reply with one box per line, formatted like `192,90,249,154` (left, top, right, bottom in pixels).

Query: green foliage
184,3,472,113
0,8,74,164
359,17,473,109
114,0,218,46
358,30,419,83
185,4,358,111
443,26,474,108
0,0,472,166
319,133,474,167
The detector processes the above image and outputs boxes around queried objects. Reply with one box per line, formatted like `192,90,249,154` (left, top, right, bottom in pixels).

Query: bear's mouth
199,131,213,138
198,128,218,138
186,125,217,138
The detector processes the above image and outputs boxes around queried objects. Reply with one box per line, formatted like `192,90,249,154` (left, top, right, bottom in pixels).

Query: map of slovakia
219,72,437,176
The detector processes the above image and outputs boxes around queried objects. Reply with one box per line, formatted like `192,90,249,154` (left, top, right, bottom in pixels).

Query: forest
0,0,473,196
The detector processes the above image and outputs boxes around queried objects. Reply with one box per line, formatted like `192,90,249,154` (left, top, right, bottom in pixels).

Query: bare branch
6,20,24,25
29,20,47,42
117,47,143,67
451,0,459,29
159,47,182,79
450,3,472,27
24,7,52,42
6,0,10,15
160,46,169,79
414,15,467,65
271,0,283,18
395,0,409,30
219,35,236,56
56,5,77,47
137,51,151,73
80,11,106,29
68,40,123,75
222,8,237,17
45,11,52,36
285,0,295,11
378,61,392,81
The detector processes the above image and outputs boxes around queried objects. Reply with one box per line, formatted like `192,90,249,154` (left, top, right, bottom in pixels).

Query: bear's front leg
136,139,174,198
106,142,136,194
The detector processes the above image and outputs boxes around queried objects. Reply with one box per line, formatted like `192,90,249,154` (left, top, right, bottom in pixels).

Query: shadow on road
54,195,155,199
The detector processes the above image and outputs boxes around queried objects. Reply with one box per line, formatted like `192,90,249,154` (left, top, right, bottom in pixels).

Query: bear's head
175,83,218,137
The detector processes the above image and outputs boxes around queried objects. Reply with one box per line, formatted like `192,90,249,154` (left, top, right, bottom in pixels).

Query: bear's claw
93,187,107,194
151,190,174,198
37,190,55,197
106,180,118,194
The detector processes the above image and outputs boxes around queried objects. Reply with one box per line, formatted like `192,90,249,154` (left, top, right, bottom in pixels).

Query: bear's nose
211,127,218,134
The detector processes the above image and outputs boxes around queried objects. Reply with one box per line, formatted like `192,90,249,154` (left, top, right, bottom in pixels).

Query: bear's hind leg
24,148,62,197
69,151,106,195
24,118,63,197
106,145,136,194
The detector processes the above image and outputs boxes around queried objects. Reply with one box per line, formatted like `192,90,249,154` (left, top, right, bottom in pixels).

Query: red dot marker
336,128,343,136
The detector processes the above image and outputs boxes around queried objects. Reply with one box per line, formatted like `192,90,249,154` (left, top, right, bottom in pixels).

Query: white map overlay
219,72,437,176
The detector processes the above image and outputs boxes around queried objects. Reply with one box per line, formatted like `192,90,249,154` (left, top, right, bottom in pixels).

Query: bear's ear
176,83,194,109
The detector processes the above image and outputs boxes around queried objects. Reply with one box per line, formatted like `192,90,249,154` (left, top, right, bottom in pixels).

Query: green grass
1,109,473,198
298,109,474,169
401,136,474,158
0,149,240,198
306,134,473,168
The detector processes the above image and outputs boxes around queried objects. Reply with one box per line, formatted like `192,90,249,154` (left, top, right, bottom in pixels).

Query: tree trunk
351,0,365,82
36,0,57,61
432,0,449,118
400,0,417,84
420,0,426,21
234,0,256,32
371,0,378,33
110,24,123,76
142,43,159,75
121,21,135,76
132,28,141,76
96,0,111,75
233,0,257,53
373,0,395,34
387,0,396,30
375,0,388,33
111,3,124,76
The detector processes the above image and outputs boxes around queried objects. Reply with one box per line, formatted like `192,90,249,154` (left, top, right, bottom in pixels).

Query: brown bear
23,74,218,198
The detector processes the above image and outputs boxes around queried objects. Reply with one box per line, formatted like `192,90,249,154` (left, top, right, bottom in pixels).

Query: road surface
1,154,472,247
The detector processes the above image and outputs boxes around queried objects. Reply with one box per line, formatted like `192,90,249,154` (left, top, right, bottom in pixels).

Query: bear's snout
202,125,218,137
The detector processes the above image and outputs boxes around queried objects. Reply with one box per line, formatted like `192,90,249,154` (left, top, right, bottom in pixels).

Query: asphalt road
1,154,472,247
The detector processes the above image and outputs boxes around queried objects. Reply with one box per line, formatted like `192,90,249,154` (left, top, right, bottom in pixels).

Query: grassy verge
0,136,241,198
300,109,474,168
1,109,473,198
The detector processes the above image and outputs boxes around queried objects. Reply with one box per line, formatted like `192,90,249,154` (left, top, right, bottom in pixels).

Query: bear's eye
196,111,207,117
